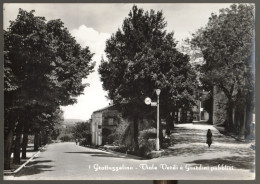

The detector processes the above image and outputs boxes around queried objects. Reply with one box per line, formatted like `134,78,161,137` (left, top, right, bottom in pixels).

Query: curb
83,145,145,160
3,145,47,176
106,149,145,160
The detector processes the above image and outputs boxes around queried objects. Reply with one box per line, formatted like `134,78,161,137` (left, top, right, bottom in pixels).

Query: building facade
90,105,120,146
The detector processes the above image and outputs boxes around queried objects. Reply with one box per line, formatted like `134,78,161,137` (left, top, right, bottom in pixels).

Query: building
192,89,210,122
175,90,210,123
90,105,120,146
192,100,209,122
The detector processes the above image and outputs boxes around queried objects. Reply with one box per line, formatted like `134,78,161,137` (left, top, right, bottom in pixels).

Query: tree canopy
72,121,91,140
190,4,254,98
4,9,95,169
99,5,197,118
4,8,95,120
189,4,255,130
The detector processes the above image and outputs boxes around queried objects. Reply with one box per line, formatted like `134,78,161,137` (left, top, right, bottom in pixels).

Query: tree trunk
241,106,246,135
4,129,14,170
225,107,231,131
13,123,23,164
208,106,213,125
245,100,253,139
133,115,139,153
247,89,254,139
34,131,39,151
22,126,29,159
225,99,234,132
208,86,214,125
39,132,42,147
42,133,46,145
236,106,245,136
230,106,237,133
43,133,49,145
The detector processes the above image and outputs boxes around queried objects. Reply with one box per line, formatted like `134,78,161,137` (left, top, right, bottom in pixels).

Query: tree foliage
5,9,95,109
99,5,198,152
72,121,91,140
99,5,197,118
189,4,255,130
4,9,95,169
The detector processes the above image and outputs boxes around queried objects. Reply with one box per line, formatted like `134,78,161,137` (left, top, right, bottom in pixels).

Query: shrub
59,135,72,142
102,128,113,145
138,129,156,157
72,121,91,140
108,116,129,145
113,145,128,153
79,134,91,146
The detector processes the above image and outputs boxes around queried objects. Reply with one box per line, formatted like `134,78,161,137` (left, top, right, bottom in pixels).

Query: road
164,123,255,177
4,123,255,180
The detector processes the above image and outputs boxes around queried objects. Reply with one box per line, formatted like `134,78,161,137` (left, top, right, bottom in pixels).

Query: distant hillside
63,119,85,125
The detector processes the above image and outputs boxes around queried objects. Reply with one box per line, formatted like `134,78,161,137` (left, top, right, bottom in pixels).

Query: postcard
3,3,255,180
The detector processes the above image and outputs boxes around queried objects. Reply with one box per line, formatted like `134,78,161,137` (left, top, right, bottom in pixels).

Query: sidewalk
162,123,255,173
4,144,46,175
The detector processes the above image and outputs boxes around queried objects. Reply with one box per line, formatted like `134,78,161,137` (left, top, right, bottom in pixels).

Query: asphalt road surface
5,124,255,180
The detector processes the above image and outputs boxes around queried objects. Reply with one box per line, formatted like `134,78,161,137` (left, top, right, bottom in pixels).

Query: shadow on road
14,160,54,177
185,156,255,172
64,151,107,154
26,160,54,165
90,154,128,159
25,149,39,153
164,146,214,157
64,151,139,160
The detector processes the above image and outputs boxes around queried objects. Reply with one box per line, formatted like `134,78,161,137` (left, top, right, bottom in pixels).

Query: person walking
207,129,212,148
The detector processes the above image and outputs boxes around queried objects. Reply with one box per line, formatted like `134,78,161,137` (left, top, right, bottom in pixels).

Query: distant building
176,90,210,123
193,90,210,122
90,105,120,146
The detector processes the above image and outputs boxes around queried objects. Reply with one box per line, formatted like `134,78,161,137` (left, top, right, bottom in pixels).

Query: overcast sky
3,3,233,120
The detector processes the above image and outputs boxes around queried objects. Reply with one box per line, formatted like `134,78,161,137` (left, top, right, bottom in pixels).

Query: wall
91,112,102,145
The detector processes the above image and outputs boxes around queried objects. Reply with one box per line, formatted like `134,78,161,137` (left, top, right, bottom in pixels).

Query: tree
42,108,63,144
32,107,64,151
71,121,91,140
99,6,197,151
4,9,95,169
189,4,255,134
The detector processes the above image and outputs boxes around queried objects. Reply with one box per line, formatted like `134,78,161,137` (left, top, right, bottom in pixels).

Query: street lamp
155,89,161,151
144,89,161,151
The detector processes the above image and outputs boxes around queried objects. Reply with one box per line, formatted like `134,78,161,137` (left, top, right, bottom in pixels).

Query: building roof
92,104,115,113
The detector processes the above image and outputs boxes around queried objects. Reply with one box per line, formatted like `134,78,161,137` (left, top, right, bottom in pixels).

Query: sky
3,3,233,121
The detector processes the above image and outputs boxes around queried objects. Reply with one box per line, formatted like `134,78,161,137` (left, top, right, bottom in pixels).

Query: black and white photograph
3,3,255,180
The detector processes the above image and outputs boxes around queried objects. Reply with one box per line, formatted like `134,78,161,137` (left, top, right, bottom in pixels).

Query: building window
108,118,114,126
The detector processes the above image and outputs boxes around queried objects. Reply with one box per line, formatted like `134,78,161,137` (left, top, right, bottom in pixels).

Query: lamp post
155,89,161,151
144,89,161,151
